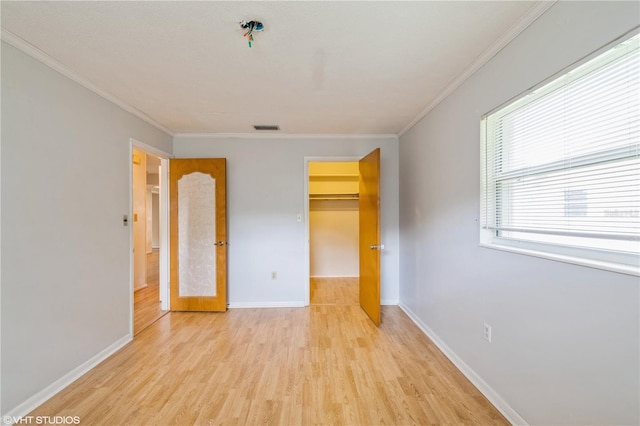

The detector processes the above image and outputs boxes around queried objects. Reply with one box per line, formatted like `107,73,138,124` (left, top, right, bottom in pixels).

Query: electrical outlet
483,323,492,343
271,271,277,280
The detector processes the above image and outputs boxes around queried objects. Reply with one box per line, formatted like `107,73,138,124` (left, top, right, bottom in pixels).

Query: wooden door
359,148,381,325
170,159,227,311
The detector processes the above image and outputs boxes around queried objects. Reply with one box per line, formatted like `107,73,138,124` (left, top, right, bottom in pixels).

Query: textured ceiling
1,1,541,135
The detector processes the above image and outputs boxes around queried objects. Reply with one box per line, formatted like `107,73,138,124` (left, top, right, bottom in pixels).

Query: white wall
310,200,359,277
132,149,147,288
147,172,160,248
398,2,639,425
1,42,172,414
172,135,399,306
152,192,160,248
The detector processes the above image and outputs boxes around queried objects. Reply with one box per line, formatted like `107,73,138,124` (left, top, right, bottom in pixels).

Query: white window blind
481,33,640,272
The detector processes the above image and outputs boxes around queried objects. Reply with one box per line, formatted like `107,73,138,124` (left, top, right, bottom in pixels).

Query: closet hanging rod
309,193,359,200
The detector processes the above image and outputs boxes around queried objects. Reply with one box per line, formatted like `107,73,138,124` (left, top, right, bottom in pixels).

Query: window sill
480,240,639,277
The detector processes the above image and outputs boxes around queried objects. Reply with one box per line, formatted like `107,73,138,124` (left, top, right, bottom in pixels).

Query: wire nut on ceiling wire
239,20,264,48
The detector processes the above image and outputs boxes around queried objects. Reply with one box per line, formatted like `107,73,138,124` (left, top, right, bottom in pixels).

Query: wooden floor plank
29,297,508,425
133,249,168,335
310,277,358,305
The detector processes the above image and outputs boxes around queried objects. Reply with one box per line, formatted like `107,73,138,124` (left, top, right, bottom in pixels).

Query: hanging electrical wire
239,20,264,48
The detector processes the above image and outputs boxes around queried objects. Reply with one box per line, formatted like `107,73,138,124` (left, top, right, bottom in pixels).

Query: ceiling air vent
253,125,280,131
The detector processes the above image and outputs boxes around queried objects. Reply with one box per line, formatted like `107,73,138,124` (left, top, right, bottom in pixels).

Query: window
480,32,640,275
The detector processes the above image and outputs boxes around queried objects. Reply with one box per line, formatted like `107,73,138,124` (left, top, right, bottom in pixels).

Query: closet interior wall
309,162,359,278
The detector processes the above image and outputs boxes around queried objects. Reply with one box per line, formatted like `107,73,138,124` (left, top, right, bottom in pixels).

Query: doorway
308,161,360,306
305,149,381,324
131,140,170,335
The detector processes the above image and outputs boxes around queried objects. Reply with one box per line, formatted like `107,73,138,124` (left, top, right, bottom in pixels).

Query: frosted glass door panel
178,172,216,297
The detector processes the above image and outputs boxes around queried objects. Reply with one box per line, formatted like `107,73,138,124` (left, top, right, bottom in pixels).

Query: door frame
303,156,361,306
129,138,172,336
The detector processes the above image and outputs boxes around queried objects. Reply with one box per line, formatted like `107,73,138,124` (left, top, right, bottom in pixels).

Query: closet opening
308,161,359,306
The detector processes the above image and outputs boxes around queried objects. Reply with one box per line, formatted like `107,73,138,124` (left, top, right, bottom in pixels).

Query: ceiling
1,1,543,136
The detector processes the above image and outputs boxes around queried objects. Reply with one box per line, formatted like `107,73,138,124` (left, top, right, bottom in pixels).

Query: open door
359,148,381,325
170,159,227,311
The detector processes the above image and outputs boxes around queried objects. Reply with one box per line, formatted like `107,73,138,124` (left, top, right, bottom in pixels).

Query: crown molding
173,132,399,141
398,0,557,137
1,29,174,136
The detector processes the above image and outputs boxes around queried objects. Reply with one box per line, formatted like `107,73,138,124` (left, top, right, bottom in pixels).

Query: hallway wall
132,149,147,289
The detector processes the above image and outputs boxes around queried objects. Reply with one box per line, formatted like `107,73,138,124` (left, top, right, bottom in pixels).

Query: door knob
370,244,384,250
215,241,228,246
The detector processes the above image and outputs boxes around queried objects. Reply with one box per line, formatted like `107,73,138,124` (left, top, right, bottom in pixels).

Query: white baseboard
381,298,399,305
3,334,132,421
228,301,306,309
398,303,528,426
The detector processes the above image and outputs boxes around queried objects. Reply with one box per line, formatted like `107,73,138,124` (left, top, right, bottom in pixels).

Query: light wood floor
310,277,358,305
29,305,508,425
134,249,168,335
